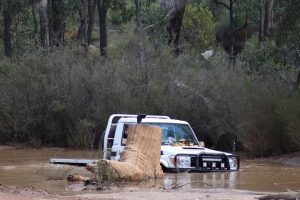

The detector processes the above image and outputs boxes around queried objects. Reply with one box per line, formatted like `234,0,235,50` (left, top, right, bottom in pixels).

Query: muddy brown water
0,148,299,194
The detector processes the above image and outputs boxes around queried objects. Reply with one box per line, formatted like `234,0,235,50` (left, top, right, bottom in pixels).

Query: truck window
121,124,129,146
107,125,116,149
149,123,199,145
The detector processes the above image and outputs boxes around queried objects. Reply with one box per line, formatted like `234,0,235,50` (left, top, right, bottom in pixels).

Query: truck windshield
149,123,199,145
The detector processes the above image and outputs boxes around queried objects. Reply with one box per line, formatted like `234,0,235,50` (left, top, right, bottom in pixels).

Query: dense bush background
0,0,299,158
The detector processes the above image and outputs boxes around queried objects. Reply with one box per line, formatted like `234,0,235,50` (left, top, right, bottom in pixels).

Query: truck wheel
160,164,166,172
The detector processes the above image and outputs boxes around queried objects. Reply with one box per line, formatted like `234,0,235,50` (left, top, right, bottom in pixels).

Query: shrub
182,4,216,51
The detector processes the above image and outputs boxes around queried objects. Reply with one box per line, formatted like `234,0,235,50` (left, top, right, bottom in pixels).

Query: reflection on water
135,161,300,192
158,161,300,192
0,148,300,193
162,171,238,190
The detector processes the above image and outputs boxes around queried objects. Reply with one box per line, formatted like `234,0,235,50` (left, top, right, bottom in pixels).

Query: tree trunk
167,0,186,55
3,0,13,57
48,0,53,47
134,0,141,32
78,0,88,46
97,0,108,56
229,0,235,68
30,0,38,39
40,0,66,48
263,0,274,39
296,69,300,90
40,0,49,47
87,0,97,44
258,0,265,44
51,0,65,47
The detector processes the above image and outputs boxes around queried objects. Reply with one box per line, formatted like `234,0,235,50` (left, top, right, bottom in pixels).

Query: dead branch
171,181,212,190
143,11,172,31
233,14,250,34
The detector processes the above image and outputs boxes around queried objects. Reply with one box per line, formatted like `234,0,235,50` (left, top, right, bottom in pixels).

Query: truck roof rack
108,114,170,125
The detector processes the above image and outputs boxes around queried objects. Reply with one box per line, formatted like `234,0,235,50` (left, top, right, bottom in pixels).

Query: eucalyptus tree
213,0,251,67
77,0,88,45
261,0,274,41
2,0,12,57
87,0,97,44
77,0,97,46
40,0,69,48
159,0,186,54
1,0,35,57
277,0,300,90
96,0,108,56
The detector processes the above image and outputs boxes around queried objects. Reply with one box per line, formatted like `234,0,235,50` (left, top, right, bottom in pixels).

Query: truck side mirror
199,141,205,147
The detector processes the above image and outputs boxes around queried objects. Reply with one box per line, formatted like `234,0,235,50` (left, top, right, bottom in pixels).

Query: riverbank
0,184,270,200
264,151,300,167
255,151,300,167
2,181,300,200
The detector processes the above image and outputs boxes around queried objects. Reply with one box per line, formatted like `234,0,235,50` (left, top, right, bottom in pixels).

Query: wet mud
0,147,299,195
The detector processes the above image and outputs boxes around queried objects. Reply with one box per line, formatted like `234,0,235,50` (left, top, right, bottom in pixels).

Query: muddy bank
0,185,269,200
254,151,300,167
0,185,65,200
1,182,300,200
265,151,300,167
0,145,19,150
74,188,299,200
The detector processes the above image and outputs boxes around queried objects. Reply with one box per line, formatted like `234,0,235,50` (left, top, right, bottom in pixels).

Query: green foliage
230,81,294,157
276,0,300,67
235,0,261,24
277,94,300,150
182,4,215,51
109,10,123,25
277,0,300,47
141,1,169,44
109,0,134,25
68,119,97,148
240,38,278,73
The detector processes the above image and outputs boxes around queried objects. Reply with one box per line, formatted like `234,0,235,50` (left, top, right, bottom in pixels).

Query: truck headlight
168,155,191,168
169,155,175,165
175,155,191,168
228,156,239,170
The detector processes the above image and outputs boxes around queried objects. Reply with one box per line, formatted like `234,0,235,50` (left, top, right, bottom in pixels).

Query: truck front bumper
164,153,240,173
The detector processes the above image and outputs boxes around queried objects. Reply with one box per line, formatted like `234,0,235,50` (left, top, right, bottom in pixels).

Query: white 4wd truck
101,114,239,172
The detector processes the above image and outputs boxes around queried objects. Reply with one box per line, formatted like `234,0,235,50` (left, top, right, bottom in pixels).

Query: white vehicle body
102,114,239,172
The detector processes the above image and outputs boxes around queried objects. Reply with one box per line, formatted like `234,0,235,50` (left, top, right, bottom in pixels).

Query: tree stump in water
94,124,163,181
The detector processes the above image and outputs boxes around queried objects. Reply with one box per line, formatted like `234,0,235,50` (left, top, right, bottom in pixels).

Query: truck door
111,123,132,160
104,125,116,160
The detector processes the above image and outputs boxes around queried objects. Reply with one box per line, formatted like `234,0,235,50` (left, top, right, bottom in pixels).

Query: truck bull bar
173,153,240,172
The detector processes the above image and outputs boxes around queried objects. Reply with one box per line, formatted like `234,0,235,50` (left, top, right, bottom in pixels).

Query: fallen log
67,174,90,182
